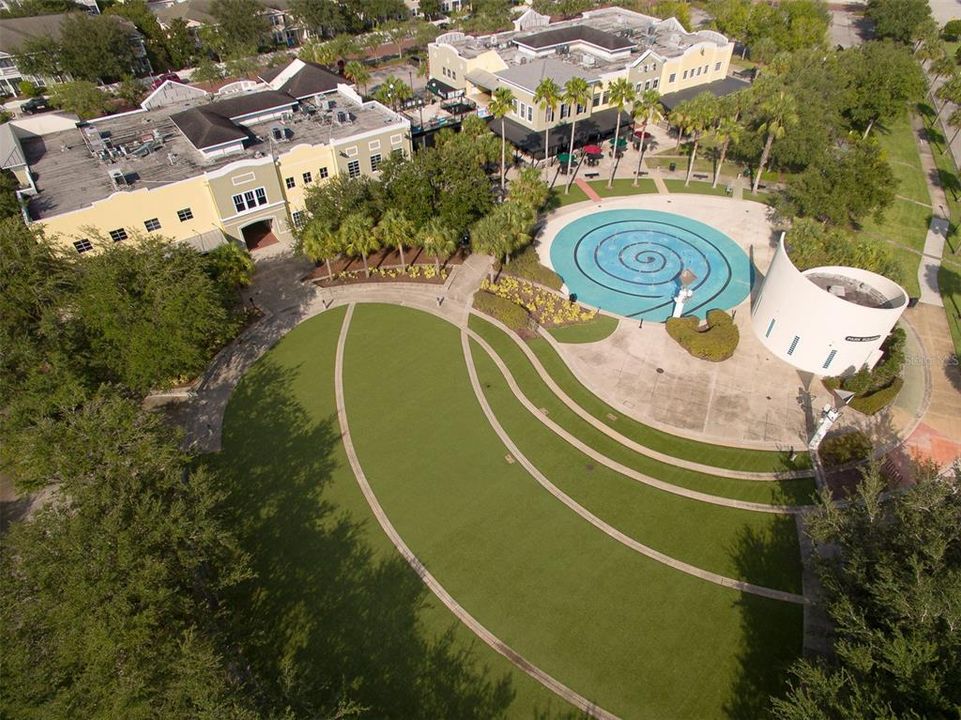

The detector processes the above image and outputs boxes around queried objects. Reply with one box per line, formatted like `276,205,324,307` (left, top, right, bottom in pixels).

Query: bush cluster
665,309,740,361
819,430,873,467
825,327,906,413
849,377,905,416
472,290,530,331
501,246,563,290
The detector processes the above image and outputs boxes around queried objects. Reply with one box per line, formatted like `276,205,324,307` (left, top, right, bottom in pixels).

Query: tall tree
289,0,347,37
59,13,139,83
562,76,592,193
106,0,174,72
676,93,717,186
488,86,515,191
337,211,377,277
866,0,932,43
48,80,109,119
165,17,196,69
752,83,798,193
935,73,961,118
633,89,662,187
301,221,342,279
344,59,371,94
372,74,412,110
606,77,636,188
418,219,456,273
210,0,269,56
771,463,961,719
375,207,415,271
711,115,743,188
0,393,258,719
533,76,562,175
842,40,925,137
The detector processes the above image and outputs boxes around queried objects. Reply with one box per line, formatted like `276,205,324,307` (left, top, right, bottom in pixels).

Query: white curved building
751,235,909,377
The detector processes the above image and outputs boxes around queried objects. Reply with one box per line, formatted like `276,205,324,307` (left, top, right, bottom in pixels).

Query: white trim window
232,187,268,213
347,160,361,178
144,218,161,232
109,228,128,242
370,153,382,172
74,238,93,254
177,208,193,222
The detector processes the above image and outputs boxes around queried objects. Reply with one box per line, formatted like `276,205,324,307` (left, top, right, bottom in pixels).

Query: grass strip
470,315,815,506
344,303,802,719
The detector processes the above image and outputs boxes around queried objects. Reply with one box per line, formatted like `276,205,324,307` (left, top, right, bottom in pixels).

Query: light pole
808,389,856,450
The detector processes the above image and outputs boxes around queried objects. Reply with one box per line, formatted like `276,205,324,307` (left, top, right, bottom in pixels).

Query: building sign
845,335,881,342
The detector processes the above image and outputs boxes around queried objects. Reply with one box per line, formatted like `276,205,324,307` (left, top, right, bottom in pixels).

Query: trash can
669,162,676,172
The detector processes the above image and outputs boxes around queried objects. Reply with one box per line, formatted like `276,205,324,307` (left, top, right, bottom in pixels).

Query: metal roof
495,58,598,94
0,123,27,170
659,76,751,111
515,25,635,52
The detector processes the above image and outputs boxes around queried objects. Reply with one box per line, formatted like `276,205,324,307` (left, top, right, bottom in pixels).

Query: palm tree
376,208,415,271
752,88,798,194
948,106,961,145
711,115,743,188
338,212,377,277
344,60,371,95
606,77,636,189
935,74,961,119
562,76,592,194
489,86,515,191
633,89,662,187
930,54,956,84
301,221,342,280
670,105,690,151
373,75,412,111
418,220,457,274
329,34,361,63
533,77,561,174
681,94,717,186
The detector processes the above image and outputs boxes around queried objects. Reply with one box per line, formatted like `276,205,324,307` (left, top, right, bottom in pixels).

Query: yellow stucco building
8,59,412,254
427,7,737,156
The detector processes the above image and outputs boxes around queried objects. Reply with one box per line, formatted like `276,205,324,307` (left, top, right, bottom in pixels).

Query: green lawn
469,338,804,592
344,304,802,719
664,179,732,196
471,315,815,504
588,178,659,196
875,111,931,205
890,245,923,297
857,198,930,254
212,306,577,719
547,314,619,343
550,184,589,207
517,327,812,474
742,191,772,204
940,262,961,359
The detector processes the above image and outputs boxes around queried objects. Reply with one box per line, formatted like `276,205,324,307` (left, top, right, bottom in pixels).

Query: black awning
659,77,751,112
487,107,633,159
426,78,464,99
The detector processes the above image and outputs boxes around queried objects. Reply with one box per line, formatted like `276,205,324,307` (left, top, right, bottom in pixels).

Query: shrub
17,80,40,98
472,290,530,331
502,246,563,290
849,377,904,415
666,309,739,361
819,430,872,467
943,19,961,41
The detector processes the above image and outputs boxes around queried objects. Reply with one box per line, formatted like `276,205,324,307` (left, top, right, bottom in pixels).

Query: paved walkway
467,325,805,514
911,111,951,306
574,177,603,202
473,310,813,481
332,304,621,720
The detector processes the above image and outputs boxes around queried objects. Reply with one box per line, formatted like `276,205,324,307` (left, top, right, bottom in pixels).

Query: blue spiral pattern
550,210,751,322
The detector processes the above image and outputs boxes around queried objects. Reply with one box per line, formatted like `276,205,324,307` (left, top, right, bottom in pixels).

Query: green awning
426,78,464,99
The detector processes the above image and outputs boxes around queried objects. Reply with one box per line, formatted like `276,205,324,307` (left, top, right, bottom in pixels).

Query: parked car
21,97,50,114
150,73,182,90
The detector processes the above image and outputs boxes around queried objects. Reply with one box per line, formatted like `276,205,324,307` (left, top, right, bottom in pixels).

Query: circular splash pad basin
549,209,751,321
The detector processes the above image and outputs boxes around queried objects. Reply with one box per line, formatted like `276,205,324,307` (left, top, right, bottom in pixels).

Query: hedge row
472,290,530,331
665,309,739,361
849,377,904,416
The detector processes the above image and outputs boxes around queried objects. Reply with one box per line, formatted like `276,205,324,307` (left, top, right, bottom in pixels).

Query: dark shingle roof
277,62,341,99
170,89,296,149
204,89,296,120
659,76,751,111
170,109,248,150
515,26,634,52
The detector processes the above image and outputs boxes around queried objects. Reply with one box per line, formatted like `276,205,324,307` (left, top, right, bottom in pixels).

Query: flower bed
480,276,597,327
312,264,448,287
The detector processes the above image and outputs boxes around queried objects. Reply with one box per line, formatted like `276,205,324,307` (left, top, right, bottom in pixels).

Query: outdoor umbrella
557,152,576,164
582,144,603,156
633,130,653,141
608,137,628,149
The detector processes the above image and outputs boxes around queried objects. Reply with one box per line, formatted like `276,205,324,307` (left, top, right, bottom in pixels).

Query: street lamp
808,389,856,450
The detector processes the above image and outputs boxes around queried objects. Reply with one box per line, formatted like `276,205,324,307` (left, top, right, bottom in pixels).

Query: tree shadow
209,359,547,718
723,518,807,719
